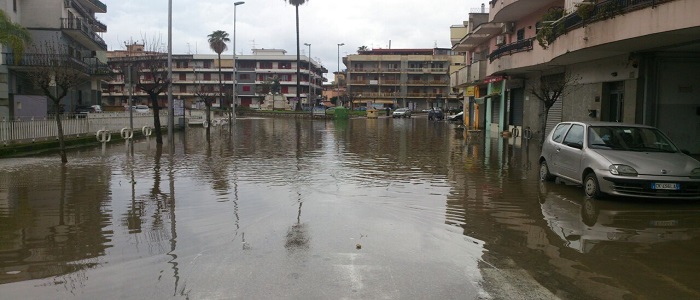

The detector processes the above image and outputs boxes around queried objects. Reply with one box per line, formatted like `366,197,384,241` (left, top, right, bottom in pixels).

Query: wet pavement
1,116,700,299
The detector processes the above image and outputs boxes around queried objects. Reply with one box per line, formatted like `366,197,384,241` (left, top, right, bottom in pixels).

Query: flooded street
1,116,700,299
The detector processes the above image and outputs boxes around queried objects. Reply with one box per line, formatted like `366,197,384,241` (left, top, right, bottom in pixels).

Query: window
281,86,289,93
552,123,571,143
240,74,250,80
182,61,188,68
204,73,211,80
179,73,186,80
13,0,17,12
224,74,231,80
279,62,291,69
242,86,251,92
563,125,584,148
203,61,211,68
516,29,525,41
180,85,186,93
260,62,272,69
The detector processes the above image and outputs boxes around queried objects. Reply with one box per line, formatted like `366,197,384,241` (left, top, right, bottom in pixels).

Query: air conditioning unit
495,35,506,46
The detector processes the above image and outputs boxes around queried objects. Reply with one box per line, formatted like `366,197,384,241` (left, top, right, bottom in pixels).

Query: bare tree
194,81,217,135
26,41,89,163
529,72,580,144
118,37,169,144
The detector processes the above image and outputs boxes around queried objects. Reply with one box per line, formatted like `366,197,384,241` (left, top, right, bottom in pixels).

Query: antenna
250,39,257,49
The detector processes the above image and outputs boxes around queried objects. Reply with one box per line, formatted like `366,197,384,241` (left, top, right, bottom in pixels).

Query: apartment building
0,0,109,118
451,0,700,154
105,48,327,109
343,48,462,111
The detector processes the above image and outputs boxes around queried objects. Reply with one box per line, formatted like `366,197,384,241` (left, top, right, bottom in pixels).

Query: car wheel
539,161,555,182
584,172,602,199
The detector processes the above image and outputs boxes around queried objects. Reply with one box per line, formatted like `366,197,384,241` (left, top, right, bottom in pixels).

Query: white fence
1,112,167,145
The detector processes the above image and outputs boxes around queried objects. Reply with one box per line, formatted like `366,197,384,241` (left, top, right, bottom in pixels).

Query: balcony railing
78,0,107,13
489,38,534,62
3,53,111,76
549,0,675,43
61,18,108,50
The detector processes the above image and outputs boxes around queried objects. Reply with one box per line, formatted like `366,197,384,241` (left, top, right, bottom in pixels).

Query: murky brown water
1,116,700,299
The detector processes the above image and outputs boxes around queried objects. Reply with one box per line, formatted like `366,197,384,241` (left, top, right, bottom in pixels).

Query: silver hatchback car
539,122,700,199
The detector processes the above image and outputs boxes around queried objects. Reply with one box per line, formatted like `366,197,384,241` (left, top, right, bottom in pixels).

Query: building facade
1,0,108,118
105,48,327,110
343,48,462,111
451,0,700,154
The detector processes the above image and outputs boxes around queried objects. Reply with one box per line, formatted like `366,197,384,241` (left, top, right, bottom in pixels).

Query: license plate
652,183,679,190
650,220,678,227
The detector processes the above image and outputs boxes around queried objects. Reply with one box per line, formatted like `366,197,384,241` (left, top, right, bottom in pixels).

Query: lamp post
337,43,344,108
304,43,311,115
232,1,244,125
167,0,174,141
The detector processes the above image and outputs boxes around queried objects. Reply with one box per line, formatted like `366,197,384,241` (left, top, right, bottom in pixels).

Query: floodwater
1,116,700,299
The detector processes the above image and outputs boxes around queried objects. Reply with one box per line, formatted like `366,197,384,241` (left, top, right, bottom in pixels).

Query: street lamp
337,43,344,108
304,43,312,115
232,1,244,125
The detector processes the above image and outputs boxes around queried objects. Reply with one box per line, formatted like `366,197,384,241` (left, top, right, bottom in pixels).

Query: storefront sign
483,76,505,84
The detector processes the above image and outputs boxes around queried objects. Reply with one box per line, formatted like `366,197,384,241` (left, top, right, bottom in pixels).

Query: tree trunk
54,106,67,163
151,94,163,144
540,107,550,146
217,52,223,112
206,103,211,136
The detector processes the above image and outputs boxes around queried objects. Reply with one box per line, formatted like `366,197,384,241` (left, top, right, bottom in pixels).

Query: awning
474,92,500,104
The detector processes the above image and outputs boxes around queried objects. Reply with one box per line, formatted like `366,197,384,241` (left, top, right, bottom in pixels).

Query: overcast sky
100,0,486,81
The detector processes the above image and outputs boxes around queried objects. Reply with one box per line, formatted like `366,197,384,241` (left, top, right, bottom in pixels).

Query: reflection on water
1,117,699,299
539,181,700,254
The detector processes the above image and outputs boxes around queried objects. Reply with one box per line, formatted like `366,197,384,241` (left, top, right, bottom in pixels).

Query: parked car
127,105,151,114
428,108,444,121
75,105,95,114
446,111,463,122
392,108,412,118
539,121,700,199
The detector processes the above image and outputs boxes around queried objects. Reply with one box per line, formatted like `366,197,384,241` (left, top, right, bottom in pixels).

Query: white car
127,105,151,114
392,108,412,118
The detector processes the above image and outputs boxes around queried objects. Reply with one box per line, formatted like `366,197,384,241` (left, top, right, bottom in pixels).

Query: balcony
489,0,554,22
77,0,107,13
468,60,487,83
61,18,108,50
548,0,677,44
489,37,534,62
450,66,470,88
3,53,111,76
452,22,503,52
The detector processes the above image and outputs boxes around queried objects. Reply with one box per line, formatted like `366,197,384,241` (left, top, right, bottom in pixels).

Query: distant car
428,108,444,121
392,108,411,118
91,105,102,113
539,121,700,199
128,105,151,114
75,105,95,114
446,111,463,122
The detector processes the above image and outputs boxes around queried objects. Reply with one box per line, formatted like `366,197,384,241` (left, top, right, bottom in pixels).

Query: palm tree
0,10,32,62
284,0,308,111
207,30,230,111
